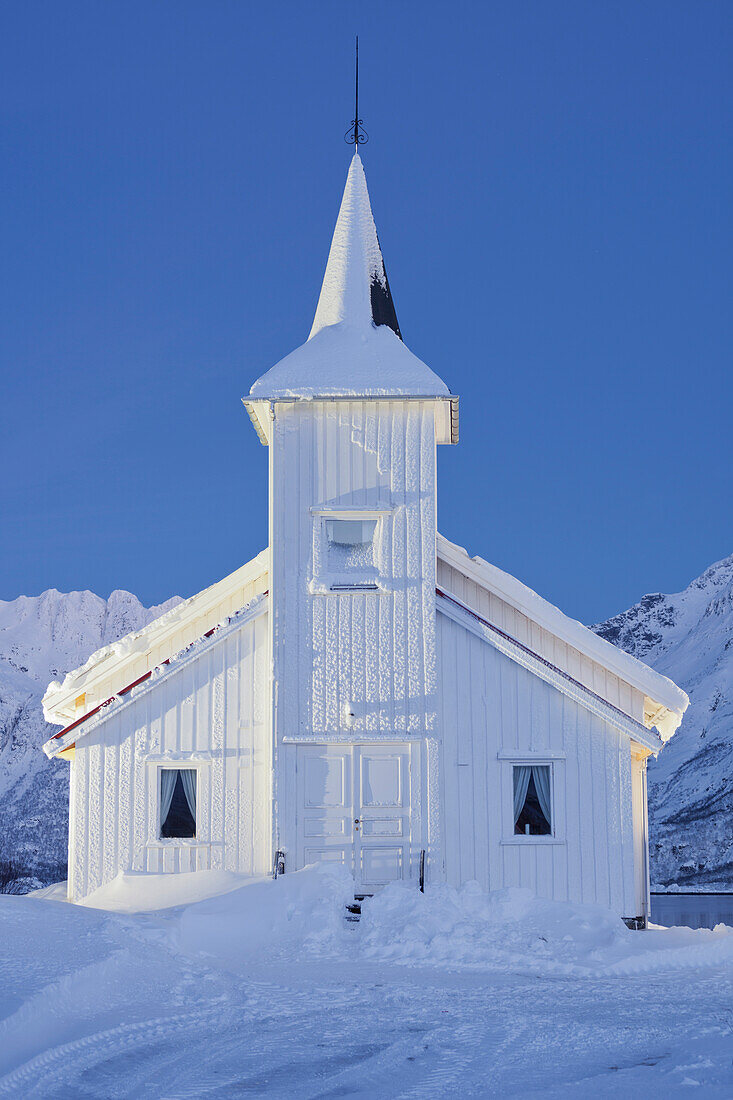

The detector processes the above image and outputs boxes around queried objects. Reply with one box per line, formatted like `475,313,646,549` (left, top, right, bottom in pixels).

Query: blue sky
1,1,731,623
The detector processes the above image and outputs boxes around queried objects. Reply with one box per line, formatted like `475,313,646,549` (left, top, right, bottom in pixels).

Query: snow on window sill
309,577,390,595
500,836,565,846
144,756,214,766
282,733,428,743
496,751,566,761
147,839,209,848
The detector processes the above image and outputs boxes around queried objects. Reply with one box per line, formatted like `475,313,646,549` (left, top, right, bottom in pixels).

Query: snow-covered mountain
0,589,180,891
594,553,733,889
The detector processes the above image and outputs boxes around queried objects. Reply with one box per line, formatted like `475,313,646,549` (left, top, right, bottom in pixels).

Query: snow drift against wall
2,865,731,1095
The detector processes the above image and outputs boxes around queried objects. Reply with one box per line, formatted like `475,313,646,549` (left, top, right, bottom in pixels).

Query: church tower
245,154,458,889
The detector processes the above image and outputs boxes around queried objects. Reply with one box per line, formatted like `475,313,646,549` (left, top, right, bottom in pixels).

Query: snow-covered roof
436,586,664,752
43,592,268,759
43,535,688,757
437,534,689,741
248,154,450,402
42,549,269,731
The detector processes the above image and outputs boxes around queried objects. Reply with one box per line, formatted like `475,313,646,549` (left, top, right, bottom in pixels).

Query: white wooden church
43,153,688,925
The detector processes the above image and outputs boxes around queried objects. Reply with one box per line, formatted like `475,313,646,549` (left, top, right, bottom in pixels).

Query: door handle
354,818,360,831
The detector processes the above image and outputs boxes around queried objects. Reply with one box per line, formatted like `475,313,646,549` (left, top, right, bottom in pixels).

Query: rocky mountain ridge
594,552,733,888
0,588,180,890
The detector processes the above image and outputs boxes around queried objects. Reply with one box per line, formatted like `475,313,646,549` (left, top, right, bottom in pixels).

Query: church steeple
309,153,401,340
248,155,450,404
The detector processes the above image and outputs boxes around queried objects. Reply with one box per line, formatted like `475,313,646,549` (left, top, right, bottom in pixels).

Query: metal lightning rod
345,36,368,148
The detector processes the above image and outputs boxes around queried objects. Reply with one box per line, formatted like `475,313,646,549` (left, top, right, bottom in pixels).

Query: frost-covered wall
437,554,647,725
270,397,440,870
437,609,642,918
270,399,438,742
68,610,270,901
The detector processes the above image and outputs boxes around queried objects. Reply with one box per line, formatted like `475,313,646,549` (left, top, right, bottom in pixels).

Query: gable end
437,587,663,753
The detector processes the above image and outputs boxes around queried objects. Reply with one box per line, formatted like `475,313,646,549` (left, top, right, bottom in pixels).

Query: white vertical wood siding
69,611,270,901
438,609,638,917
270,400,438,740
437,555,646,724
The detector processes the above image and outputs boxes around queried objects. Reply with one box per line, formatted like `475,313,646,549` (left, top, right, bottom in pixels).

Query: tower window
311,511,387,593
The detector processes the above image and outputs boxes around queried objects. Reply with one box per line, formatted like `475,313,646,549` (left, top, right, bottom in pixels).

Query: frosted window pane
326,519,377,545
325,518,377,575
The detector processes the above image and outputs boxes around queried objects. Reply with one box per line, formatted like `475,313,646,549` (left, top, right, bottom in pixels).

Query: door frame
279,739,426,890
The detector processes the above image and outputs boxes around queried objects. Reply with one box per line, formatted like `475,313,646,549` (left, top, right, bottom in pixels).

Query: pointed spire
248,155,449,402
309,154,401,340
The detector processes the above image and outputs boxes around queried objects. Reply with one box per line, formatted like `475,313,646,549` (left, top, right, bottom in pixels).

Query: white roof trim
437,589,663,754
44,594,269,759
244,395,457,448
437,533,688,730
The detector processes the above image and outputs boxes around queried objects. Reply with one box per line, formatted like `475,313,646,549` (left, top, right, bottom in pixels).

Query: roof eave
244,393,458,445
44,593,269,758
242,399,271,446
43,549,270,725
436,533,688,727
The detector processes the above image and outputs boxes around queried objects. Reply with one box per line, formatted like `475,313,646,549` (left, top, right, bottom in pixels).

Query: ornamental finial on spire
344,36,368,149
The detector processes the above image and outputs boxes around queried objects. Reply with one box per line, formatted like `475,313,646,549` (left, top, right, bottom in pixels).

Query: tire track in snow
0,1005,233,1097
155,987,427,1100
0,978,409,1100
388,982,535,1099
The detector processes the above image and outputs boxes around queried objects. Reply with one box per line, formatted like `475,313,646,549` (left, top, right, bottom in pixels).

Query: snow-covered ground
1,866,732,1098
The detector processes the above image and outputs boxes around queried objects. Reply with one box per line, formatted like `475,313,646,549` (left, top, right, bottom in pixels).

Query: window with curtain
159,768,197,838
513,764,552,836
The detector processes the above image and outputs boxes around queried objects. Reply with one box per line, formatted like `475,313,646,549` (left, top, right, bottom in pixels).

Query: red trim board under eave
51,629,222,742
51,663,169,742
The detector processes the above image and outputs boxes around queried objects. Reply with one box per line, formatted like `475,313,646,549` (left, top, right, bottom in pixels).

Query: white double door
295,742,422,893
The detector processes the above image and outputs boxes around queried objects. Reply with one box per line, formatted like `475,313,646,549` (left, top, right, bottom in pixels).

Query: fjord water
651,893,733,930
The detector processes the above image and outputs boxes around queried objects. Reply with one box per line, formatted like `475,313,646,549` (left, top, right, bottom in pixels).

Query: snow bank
3,880,733,1096
28,880,69,902
176,864,354,966
80,869,252,913
359,881,733,977
360,882,626,974
30,868,733,981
